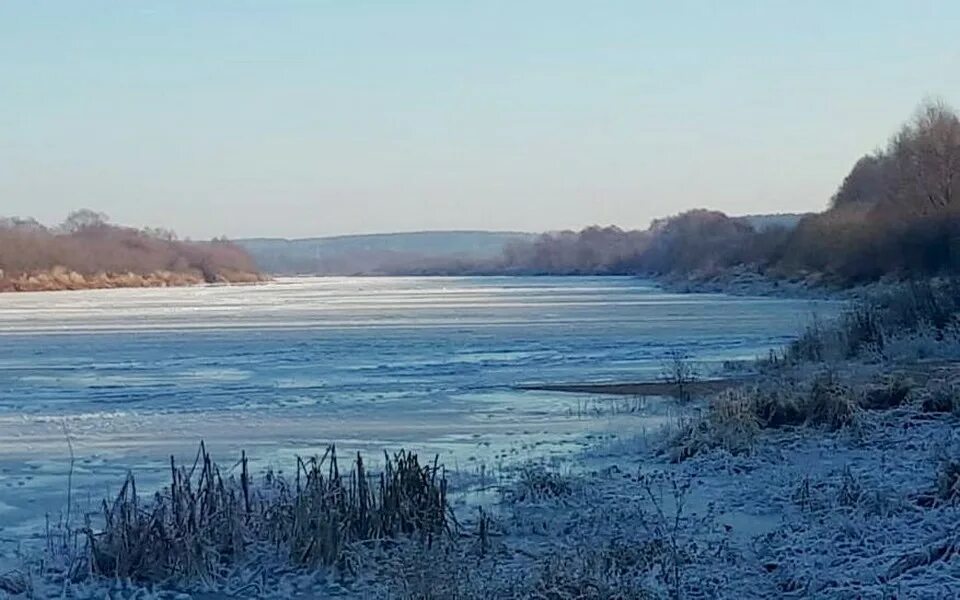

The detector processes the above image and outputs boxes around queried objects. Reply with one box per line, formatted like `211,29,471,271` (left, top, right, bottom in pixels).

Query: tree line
454,101,960,286
0,210,259,282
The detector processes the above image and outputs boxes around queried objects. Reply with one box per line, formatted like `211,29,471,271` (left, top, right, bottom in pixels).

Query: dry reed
82,442,455,583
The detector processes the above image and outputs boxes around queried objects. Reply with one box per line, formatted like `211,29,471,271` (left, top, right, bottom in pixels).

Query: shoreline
0,267,268,293
0,268,853,301
653,267,853,300
516,377,752,397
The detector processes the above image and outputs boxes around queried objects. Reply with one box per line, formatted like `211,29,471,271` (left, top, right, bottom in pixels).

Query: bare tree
61,209,110,233
889,101,960,215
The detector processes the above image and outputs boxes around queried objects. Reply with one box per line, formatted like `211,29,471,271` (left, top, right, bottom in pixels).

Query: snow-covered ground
401,380,960,599
0,277,835,552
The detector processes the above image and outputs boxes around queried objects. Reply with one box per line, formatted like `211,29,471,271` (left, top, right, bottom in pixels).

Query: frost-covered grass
372,397,960,599
666,371,870,463
673,281,960,465
781,278,960,364
0,445,454,597
365,466,730,600
703,406,960,597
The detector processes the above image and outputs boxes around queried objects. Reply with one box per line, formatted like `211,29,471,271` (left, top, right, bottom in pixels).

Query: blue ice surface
0,276,835,415
0,276,839,542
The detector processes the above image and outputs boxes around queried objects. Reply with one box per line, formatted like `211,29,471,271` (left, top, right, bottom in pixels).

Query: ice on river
0,276,836,547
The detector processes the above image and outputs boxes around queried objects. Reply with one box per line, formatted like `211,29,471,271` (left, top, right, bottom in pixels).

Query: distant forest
429,101,960,286
0,209,259,287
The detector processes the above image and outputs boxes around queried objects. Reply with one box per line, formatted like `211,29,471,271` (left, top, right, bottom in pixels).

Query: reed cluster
82,443,454,583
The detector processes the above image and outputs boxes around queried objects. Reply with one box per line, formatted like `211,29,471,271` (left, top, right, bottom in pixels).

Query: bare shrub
636,472,701,599
836,466,864,508
660,350,699,401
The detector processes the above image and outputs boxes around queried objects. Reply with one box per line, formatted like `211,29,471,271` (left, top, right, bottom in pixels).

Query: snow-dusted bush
861,374,913,410
884,321,960,362
804,374,860,430
668,389,761,461
751,383,806,427
668,373,864,461
921,378,960,414
504,465,574,503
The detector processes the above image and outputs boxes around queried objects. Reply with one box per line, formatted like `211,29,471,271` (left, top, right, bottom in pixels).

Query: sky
2,1,959,239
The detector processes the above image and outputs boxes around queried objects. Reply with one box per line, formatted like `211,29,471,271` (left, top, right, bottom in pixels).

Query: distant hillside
239,231,536,275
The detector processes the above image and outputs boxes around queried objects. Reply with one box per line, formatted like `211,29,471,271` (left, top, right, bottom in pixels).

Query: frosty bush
504,465,574,503
861,374,913,410
669,388,761,461
920,378,960,414
804,374,859,430
668,373,862,461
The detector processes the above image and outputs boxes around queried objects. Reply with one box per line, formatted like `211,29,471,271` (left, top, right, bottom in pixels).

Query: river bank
516,377,751,397
0,266,267,293
654,266,853,300
395,358,960,599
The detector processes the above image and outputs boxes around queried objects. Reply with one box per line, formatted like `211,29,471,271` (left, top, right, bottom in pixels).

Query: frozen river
0,276,836,546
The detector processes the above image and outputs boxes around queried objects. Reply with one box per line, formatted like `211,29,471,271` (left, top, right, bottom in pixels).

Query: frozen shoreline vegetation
4,281,960,598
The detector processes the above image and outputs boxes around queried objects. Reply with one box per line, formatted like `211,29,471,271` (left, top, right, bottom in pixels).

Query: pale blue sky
2,1,958,239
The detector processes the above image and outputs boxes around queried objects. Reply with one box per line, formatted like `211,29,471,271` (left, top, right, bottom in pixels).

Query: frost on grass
6,447,733,599
666,372,864,462
4,444,456,598
502,464,574,504
750,413,960,597
920,377,960,415
370,467,734,600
